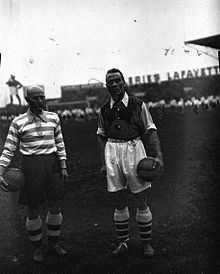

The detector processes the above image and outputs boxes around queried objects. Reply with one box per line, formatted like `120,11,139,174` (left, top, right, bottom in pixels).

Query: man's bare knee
112,189,128,210
27,206,41,219
134,188,151,210
48,201,61,214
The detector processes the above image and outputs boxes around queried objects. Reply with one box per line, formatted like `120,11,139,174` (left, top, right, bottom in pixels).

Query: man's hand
143,130,164,172
60,168,69,182
154,157,164,173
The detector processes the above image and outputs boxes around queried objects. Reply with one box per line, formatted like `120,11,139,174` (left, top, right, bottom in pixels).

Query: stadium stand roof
185,34,220,50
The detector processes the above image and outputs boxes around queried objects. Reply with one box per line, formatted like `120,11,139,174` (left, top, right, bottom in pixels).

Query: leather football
0,168,25,192
137,157,162,182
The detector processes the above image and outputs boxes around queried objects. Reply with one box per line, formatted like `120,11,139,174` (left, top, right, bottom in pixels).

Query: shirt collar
110,92,129,109
27,108,48,122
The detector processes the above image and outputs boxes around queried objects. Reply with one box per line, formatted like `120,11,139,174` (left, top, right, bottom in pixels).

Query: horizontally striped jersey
0,109,67,168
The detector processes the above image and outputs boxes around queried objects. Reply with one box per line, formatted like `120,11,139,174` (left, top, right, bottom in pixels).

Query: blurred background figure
6,75,23,106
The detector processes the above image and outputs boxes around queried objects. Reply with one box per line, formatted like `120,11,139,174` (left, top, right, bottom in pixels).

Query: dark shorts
19,153,65,208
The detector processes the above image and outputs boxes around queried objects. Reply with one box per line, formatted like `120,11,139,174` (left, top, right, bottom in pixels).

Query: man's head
106,68,127,102
25,85,46,114
11,74,15,79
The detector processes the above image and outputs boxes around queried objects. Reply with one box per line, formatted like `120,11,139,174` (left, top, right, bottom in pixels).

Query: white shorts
105,138,151,194
9,86,18,96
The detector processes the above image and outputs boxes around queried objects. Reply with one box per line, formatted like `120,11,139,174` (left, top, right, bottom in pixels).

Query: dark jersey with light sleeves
97,94,156,140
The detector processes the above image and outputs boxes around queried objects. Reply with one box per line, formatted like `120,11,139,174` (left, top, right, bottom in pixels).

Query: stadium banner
128,65,220,85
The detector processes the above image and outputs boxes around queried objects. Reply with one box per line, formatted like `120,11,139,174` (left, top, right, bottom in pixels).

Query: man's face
28,93,45,114
106,72,125,102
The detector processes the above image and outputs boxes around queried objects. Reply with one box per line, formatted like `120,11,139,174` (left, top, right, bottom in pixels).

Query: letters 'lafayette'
128,65,220,85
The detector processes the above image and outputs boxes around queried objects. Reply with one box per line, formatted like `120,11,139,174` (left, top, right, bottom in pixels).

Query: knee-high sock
136,207,152,243
46,212,63,246
25,216,43,247
113,207,130,243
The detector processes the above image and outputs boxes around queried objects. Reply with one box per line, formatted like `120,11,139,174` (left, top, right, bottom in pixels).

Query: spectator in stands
6,75,23,106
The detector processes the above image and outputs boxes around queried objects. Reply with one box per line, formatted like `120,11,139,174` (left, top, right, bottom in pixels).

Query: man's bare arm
142,129,164,167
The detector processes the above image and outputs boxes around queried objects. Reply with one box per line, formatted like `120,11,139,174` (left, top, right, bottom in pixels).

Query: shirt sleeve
96,111,106,137
0,120,19,168
54,115,67,160
141,102,157,134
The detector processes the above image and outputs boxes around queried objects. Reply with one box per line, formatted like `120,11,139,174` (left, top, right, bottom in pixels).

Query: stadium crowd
0,95,219,122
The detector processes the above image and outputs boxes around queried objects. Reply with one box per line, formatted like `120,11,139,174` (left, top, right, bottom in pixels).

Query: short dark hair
106,68,126,83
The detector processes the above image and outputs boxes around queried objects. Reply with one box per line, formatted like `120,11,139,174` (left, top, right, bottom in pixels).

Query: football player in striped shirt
0,85,68,262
